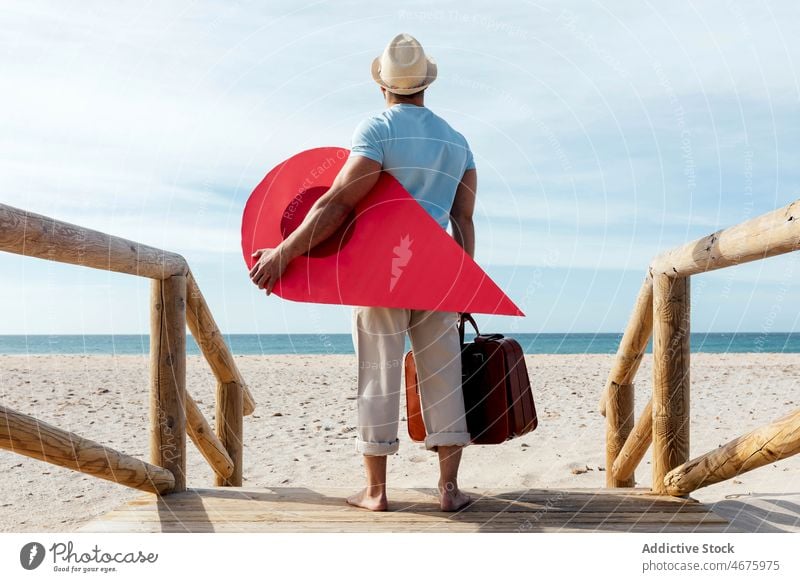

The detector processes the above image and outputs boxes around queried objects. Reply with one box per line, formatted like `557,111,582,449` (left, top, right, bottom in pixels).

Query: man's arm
249,155,382,293
450,168,477,259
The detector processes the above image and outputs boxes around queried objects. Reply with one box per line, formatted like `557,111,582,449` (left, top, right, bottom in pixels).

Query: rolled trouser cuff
355,437,400,456
424,431,472,451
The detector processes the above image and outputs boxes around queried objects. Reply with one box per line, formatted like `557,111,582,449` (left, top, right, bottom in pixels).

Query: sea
1,333,799,355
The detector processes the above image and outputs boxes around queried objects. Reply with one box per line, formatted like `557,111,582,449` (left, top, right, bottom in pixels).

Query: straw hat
371,33,437,95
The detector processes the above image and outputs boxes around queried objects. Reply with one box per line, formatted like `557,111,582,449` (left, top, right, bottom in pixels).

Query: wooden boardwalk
78,487,735,533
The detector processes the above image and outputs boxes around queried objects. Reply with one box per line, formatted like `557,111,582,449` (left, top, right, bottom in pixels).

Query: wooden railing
0,203,256,494
600,199,800,495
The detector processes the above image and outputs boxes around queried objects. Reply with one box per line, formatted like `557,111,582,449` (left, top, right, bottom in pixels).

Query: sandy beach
1,353,798,533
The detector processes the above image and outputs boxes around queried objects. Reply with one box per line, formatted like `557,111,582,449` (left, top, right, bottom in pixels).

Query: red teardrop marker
241,147,524,316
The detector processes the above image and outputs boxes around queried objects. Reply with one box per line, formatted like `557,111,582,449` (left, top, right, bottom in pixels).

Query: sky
1,0,799,335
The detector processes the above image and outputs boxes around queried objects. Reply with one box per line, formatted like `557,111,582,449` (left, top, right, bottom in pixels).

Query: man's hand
249,247,289,295
248,155,380,296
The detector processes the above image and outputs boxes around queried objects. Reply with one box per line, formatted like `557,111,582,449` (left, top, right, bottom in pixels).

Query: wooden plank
114,499,711,515
79,487,729,533
0,202,187,279
652,274,690,495
89,509,728,529
116,486,702,506
649,198,800,277
185,271,255,415
185,393,234,480
665,407,800,495
80,520,733,533
115,486,702,507
81,516,730,532
150,276,187,493
88,486,706,503
96,499,727,519
214,381,243,487
0,404,174,494
94,511,728,525
80,521,732,533
117,497,711,513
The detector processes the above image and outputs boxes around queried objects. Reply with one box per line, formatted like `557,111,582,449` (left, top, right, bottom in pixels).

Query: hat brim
371,56,437,95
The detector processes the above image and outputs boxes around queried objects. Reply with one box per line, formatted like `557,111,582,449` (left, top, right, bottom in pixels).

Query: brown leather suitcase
405,314,537,445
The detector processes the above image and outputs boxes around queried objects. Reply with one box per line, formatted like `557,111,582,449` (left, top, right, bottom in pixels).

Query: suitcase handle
457,313,479,344
458,313,505,344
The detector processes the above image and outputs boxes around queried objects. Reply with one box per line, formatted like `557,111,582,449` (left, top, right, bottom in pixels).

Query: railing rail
601,199,800,495
0,202,256,494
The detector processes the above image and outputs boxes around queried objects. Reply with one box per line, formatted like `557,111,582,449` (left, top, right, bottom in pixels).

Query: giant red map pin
241,147,524,316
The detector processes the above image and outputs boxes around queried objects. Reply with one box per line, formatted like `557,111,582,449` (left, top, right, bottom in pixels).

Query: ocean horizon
1,333,799,355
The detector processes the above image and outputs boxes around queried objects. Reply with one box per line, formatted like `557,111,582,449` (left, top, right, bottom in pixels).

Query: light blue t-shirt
349,103,475,229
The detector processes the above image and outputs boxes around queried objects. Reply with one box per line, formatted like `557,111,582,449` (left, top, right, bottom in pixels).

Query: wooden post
185,393,234,480
186,271,256,416
0,404,174,494
150,275,187,493
665,407,800,495
651,274,690,494
599,273,653,417
612,399,653,481
602,274,653,487
215,381,243,487
605,381,635,487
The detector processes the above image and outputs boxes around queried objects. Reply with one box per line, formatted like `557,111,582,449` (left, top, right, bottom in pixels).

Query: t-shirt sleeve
462,134,476,170
465,146,476,171
350,116,386,164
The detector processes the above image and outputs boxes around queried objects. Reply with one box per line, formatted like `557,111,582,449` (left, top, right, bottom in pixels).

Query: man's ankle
438,479,459,494
365,484,387,497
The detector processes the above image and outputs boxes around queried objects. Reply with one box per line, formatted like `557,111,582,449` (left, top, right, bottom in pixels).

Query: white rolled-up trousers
351,306,471,455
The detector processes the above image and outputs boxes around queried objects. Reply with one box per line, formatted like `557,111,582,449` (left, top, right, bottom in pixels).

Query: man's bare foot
346,488,388,511
438,483,473,511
